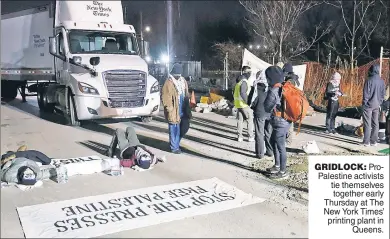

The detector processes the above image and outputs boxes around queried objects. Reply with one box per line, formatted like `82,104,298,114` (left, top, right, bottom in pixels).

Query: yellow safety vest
234,79,250,109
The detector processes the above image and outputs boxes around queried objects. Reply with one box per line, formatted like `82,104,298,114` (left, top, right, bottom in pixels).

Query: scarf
329,72,341,101
330,72,341,87
170,75,186,97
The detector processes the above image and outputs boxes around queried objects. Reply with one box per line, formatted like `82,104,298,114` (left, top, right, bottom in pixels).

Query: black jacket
1,150,51,165
251,83,270,119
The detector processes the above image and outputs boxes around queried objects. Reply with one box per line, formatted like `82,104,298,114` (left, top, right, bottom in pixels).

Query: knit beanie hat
282,63,293,73
17,166,37,185
265,66,284,87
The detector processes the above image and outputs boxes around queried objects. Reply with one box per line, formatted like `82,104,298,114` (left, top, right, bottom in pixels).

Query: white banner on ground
50,156,106,177
309,156,389,239
17,177,265,238
241,48,307,90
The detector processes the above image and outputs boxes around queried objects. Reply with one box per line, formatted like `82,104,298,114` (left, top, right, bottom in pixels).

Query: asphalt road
1,96,308,238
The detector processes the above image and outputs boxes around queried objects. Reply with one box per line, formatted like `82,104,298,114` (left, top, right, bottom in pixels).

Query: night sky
1,0,245,59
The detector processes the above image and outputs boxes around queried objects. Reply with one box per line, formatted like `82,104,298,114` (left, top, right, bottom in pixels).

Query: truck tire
37,87,55,113
67,94,81,126
141,116,153,123
1,81,18,100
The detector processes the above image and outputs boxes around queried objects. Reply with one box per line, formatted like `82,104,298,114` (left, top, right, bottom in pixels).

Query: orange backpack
274,81,309,134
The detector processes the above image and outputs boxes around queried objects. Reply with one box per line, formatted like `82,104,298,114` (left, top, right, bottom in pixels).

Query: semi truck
1,0,160,125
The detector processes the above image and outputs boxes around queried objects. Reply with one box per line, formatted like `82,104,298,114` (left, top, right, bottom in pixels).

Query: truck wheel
67,94,81,126
37,87,54,113
1,81,18,100
141,116,153,123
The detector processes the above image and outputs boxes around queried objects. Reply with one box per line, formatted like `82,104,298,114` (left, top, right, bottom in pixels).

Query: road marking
17,177,265,238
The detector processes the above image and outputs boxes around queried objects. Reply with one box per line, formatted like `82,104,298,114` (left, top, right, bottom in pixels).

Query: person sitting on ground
106,126,165,170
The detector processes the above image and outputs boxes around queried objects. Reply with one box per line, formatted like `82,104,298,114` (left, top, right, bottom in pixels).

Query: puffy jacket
363,64,386,109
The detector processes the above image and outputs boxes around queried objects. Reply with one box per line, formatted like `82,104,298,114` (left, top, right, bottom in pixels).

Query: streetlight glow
145,55,152,62
256,45,260,49
145,26,151,32
160,54,169,64
249,45,253,49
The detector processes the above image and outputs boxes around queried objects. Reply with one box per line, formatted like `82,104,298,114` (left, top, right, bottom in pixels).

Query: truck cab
44,1,160,125
1,1,160,126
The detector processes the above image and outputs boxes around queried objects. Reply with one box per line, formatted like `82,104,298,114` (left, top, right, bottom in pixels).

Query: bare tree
213,42,243,70
325,0,383,71
239,0,331,62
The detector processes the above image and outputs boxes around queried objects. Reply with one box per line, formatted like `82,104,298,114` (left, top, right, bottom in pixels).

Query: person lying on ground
1,145,51,166
105,126,166,170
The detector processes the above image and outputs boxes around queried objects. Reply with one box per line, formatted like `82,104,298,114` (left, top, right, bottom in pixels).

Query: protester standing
234,66,254,142
324,72,343,134
282,63,300,144
264,66,291,179
362,64,386,146
251,70,273,159
162,63,190,153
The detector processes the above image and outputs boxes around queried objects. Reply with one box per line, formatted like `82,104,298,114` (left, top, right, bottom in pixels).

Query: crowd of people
105,62,388,180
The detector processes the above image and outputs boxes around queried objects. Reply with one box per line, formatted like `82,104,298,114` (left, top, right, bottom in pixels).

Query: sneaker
238,137,243,142
266,165,280,174
371,142,378,147
269,171,289,180
248,137,255,142
362,143,370,147
332,130,338,135
325,130,331,134
172,149,182,154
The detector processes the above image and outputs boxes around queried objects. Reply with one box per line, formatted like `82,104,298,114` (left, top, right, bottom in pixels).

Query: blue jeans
169,123,181,151
271,117,291,171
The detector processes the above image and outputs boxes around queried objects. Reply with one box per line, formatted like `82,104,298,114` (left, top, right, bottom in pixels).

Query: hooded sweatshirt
326,72,342,101
264,66,284,114
363,64,386,109
283,63,300,87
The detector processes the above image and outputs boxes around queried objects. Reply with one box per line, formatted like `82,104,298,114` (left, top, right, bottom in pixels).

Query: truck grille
103,70,147,108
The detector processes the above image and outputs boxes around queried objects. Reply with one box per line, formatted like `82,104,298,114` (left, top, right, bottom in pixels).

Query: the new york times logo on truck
86,1,112,17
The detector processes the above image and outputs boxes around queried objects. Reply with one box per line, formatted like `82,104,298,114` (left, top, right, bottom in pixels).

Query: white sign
309,156,389,239
292,64,307,91
17,177,265,238
241,49,271,86
241,48,307,90
50,156,116,177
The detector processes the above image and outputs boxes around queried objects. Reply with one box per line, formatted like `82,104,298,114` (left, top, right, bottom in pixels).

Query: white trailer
1,1,160,125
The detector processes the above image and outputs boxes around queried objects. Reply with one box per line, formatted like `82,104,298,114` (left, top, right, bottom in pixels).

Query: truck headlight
150,81,159,93
78,82,99,95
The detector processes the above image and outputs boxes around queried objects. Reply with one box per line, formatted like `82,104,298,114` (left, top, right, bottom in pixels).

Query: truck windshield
68,30,139,55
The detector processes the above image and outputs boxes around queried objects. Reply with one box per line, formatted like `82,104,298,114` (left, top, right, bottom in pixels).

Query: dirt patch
250,151,377,192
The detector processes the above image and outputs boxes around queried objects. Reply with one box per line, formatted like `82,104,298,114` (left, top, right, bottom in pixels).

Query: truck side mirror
90,57,100,66
49,37,57,55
